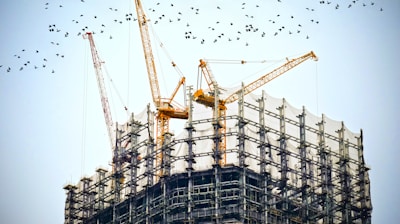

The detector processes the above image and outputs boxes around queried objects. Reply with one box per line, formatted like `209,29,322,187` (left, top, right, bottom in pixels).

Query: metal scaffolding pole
145,104,155,224
298,107,310,223
258,90,270,224
128,113,141,223
337,122,352,223
161,132,173,224
317,115,334,223
356,129,372,224
277,98,289,224
237,84,248,222
212,84,222,223
185,86,195,223
112,122,126,223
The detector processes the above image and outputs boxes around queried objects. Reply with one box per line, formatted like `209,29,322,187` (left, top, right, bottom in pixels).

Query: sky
0,0,399,223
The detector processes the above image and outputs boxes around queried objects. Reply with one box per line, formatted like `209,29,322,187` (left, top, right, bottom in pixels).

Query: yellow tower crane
134,0,188,176
193,51,318,166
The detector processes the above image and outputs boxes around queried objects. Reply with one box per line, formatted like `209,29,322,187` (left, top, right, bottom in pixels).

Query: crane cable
202,57,285,89
205,51,310,65
103,64,130,117
148,22,187,103
206,51,314,89
148,23,185,78
151,27,169,97
204,58,282,64
225,59,285,88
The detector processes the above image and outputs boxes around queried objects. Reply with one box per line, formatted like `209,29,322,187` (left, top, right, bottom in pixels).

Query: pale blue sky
0,0,399,223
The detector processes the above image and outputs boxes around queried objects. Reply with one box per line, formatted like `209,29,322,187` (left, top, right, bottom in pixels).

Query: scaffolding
64,87,372,224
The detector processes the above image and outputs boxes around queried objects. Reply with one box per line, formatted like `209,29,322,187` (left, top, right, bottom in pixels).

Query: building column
185,86,195,223
128,113,141,223
237,83,248,222
356,130,372,224
145,104,155,224
258,90,270,223
212,84,222,223
317,115,334,223
298,107,310,223
337,122,352,223
277,98,289,223
81,177,93,220
63,184,78,224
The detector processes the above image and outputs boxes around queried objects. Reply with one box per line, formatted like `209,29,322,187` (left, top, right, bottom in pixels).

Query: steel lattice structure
64,89,372,224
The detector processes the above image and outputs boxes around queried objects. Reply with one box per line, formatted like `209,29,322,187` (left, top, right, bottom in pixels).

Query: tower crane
193,51,318,166
134,0,188,176
83,32,115,151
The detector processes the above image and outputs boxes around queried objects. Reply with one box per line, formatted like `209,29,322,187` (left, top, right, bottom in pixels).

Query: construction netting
72,87,370,211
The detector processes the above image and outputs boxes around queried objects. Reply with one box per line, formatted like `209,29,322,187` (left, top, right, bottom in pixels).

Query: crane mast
194,51,318,166
134,0,188,177
134,0,161,107
83,32,115,150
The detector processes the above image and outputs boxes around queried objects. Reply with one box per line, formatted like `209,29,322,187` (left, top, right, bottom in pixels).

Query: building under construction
64,1,371,223
63,87,372,223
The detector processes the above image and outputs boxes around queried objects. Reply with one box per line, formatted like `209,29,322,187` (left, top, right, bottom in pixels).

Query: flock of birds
147,0,383,46
0,0,383,75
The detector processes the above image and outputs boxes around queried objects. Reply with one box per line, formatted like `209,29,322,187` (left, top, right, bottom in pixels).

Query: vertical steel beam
337,122,352,223
237,83,247,221
317,115,334,223
277,98,289,223
145,104,155,224
212,84,222,223
129,113,140,223
356,129,372,224
161,133,172,224
298,106,310,223
112,123,123,223
258,90,270,223
185,86,195,223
